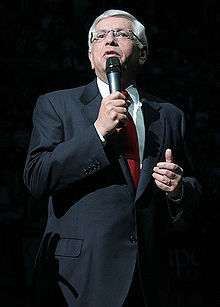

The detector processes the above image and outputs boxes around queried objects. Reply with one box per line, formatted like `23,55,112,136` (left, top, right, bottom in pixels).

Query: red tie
118,91,140,188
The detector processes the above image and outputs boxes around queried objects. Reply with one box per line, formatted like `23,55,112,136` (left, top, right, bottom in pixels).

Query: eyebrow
94,27,131,32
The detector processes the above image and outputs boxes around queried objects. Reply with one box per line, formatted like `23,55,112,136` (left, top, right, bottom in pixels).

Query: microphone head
106,57,121,74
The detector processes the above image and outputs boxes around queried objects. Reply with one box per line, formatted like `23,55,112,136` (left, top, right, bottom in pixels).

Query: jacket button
129,234,137,243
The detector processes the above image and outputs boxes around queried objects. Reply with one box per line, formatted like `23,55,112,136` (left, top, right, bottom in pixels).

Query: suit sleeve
23,95,110,198
167,110,202,224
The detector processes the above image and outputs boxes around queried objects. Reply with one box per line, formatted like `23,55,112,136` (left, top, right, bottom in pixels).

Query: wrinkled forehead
95,16,133,31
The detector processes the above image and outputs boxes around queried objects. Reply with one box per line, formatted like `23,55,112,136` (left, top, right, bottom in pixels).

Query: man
23,9,201,307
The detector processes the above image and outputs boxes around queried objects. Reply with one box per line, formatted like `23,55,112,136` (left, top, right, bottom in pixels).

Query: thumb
165,148,173,163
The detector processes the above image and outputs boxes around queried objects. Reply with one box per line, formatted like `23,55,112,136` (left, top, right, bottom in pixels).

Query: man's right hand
94,91,129,137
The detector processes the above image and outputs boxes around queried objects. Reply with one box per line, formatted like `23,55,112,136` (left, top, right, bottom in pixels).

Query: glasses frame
90,29,144,48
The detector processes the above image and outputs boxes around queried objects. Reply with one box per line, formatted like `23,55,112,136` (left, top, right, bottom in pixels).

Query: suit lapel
80,79,102,123
135,98,165,201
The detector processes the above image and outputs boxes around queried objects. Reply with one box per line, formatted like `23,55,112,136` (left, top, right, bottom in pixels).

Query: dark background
0,0,219,306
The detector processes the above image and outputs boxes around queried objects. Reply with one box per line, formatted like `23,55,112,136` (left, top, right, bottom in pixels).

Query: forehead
95,16,133,30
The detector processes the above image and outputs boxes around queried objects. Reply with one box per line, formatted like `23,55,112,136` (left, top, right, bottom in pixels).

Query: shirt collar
96,77,140,104
97,77,110,98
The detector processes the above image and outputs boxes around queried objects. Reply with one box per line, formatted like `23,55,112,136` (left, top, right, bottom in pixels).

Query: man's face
88,16,146,84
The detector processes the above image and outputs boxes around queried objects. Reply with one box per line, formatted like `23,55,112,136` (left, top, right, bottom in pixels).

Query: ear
138,48,147,65
88,51,95,70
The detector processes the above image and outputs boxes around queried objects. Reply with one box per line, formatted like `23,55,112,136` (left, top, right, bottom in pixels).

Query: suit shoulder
143,94,184,117
160,101,184,117
34,85,89,113
41,84,86,102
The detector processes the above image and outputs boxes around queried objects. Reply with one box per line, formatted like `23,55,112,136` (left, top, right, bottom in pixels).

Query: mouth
103,50,120,58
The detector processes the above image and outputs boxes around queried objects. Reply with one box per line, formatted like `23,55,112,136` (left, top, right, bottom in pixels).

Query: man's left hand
152,149,183,198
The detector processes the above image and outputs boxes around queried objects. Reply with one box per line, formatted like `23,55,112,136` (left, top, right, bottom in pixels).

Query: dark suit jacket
23,79,201,307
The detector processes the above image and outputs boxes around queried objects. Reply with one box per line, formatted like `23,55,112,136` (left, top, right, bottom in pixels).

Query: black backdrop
0,0,219,306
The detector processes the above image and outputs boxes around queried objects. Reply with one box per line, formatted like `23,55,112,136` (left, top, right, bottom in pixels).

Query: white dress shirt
96,77,145,166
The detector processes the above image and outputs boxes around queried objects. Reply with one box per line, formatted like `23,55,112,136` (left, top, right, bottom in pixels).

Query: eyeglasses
90,29,143,46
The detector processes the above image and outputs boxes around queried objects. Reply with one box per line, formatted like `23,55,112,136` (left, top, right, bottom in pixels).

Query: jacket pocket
54,237,83,258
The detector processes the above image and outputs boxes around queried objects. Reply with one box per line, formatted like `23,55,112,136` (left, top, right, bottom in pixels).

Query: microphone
106,57,121,93
106,57,128,129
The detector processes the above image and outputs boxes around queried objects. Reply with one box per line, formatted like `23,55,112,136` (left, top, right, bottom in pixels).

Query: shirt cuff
167,183,183,202
94,123,106,145
166,184,184,222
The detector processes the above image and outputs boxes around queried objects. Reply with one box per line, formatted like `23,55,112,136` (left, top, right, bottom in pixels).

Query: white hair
88,9,148,53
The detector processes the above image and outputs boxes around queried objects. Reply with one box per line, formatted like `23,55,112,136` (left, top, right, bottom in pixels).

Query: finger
154,179,171,192
118,113,128,123
107,92,131,106
109,110,128,121
108,91,126,99
156,162,183,174
105,100,127,115
121,90,128,97
152,172,172,186
112,106,128,114
111,99,129,107
165,148,173,163
153,167,176,179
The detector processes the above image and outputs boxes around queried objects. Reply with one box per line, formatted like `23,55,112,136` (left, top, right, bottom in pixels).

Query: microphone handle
107,71,121,93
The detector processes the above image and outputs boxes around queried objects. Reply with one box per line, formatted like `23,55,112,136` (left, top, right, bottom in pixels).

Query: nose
105,31,118,45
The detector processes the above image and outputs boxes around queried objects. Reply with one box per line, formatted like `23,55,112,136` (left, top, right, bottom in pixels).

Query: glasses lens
91,29,140,43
